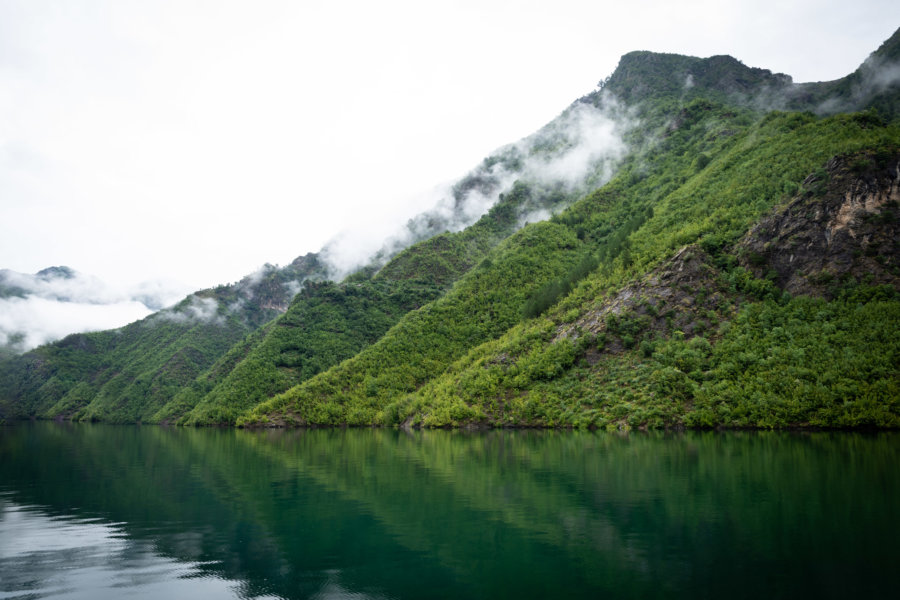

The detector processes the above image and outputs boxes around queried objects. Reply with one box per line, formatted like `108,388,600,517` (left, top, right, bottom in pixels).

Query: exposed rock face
556,246,730,350
738,152,900,296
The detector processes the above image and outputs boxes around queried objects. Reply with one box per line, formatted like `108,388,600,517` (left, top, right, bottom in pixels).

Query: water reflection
0,424,897,599
0,499,277,600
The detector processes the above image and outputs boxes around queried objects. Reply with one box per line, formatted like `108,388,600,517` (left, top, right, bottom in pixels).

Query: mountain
2,28,899,428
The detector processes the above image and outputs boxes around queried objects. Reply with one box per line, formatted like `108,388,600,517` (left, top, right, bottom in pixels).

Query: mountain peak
35,266,76,281
588,27,900,121
598,50,792,106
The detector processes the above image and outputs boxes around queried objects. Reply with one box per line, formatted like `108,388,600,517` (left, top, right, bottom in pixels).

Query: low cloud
0,267,191,353
521,96,632,188
730,50,900,117
0,267,188,308
152,296,224,326
518,208,553,229
283,279,304,298
815,54,900,115
129,278,192,311
239,264,275,291
0,295,153,353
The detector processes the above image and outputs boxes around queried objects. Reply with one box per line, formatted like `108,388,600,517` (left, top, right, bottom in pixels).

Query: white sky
1,0,898,292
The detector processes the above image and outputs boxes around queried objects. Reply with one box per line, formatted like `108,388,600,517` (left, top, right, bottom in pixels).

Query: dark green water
0,423,897,599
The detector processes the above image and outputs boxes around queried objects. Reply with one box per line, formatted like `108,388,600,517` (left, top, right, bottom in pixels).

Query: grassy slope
0,316,249,423
176,280,444,425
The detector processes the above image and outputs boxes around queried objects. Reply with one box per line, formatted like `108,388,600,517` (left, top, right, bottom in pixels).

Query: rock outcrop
738,151,900,296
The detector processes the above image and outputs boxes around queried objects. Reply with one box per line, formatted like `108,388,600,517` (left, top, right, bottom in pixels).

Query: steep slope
377,144,900,430
174,280,443,425
245,105,900,428
164,179,578,425
736,152,900,294
241,219,585,427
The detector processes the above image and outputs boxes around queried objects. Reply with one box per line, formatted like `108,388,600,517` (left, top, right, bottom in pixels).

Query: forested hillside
3,28,899,429
245,109,900,429
0,254,329,422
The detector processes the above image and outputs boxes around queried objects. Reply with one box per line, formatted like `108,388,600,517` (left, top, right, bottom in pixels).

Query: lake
0,423,896,599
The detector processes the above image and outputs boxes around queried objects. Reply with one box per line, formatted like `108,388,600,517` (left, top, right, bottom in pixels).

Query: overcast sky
1,0,898,294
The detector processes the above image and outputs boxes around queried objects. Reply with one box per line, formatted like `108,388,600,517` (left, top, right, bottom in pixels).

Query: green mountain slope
175,279,444,425
165,179,581,426
3,28,899,428
243,107,900,428
388,148,900,429
241,30,900,429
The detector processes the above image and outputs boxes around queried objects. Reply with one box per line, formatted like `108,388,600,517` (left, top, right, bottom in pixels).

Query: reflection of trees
1,424,897,599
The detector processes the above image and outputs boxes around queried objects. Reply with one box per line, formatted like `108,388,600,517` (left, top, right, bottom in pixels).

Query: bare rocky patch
738,151,900,296
556,245,732,351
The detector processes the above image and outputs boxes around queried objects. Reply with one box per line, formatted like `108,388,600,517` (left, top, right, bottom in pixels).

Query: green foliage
361,109,900,430
523,253,599,318
0,248,334,423
181,279,442,425
0,313,252,423
684,293,900,428
393,287,899,430
240,222,584,427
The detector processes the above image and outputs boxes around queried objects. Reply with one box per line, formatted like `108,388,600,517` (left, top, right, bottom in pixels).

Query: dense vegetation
175,279,445,425
2,28,899,429
242,220,585,426
245,106,900,429
149,173,583,426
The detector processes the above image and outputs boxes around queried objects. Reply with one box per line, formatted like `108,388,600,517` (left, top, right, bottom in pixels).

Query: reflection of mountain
1,424,897,599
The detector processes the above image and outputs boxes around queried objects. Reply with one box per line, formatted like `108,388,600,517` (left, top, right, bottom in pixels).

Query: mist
722,40,900,118
318,93,636,279
814,53,900,115
0,296,153,354
0,267,190,353
152,296,224,327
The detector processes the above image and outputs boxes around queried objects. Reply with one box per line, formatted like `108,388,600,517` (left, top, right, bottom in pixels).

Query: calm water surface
0,423,896,599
